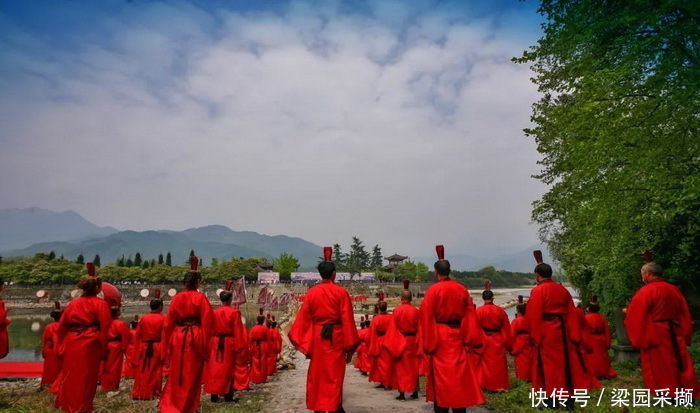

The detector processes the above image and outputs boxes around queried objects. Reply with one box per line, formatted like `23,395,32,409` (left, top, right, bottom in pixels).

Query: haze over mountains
0,208,551,271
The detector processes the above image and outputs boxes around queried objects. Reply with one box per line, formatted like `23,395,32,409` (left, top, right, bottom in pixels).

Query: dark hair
78,276,102,296
110,306,120,318
50,310,62,322
534,263,553,278
257,315,265,325
220,290,233,303
318,261,336,279
434,260,451,276
482,290,494,300
271,322,277,328
184,271,201,290
516,303,526,316
149,298,163,311
378,301,388,313
587,303,600,313
400,290,413,301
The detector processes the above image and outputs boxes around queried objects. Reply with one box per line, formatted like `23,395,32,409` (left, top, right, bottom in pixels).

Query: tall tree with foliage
346,236,370,274
48,251,56,261
370,244,383,269
76,254,84,265
515,0,700,311
134,252,143,267
332,243,347,271
165,252,172,266
93,254,101,267
273,252,300,280
158,253,164,265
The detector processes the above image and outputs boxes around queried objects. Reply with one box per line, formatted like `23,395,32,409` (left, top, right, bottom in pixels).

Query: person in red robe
268,317,282,376
384,280,420,400
508,296,533,381
0,278,9,360
526,251,583,409
249,309,269,384
353,317,370,375
54,264,112,413
233,305,251,392
159,256,214,413
100,306,131,391
624,254,699,399
41,301,63,388
420,245,485,413
571,303,601,390
288,247,360,413
264,314,278,377
131,293,165,400
475,285,511,392
122,315,139,380
584,297,616,379
204,283,247,403
368,300,394,390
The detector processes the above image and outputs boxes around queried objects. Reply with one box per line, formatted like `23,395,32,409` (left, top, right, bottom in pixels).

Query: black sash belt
141,339,160,373
401,331,417,336
436,320,460,328
176,317,201,386
68,323,99,334
655,319,683,372
376,330,386,337
321,322,341,344
107,337,122,342
541,313,573,390
216,333,234,362
484,328,500,335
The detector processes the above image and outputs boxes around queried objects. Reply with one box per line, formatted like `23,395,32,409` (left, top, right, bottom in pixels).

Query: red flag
232,277,247,304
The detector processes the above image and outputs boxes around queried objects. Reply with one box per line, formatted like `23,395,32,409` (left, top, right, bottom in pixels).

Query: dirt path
263,351,491,413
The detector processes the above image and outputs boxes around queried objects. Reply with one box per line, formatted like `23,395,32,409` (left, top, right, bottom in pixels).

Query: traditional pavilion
384,253,409,270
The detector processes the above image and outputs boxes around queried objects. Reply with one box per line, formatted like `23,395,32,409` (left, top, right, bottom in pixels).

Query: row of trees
331,236,384,273
517,0,699,315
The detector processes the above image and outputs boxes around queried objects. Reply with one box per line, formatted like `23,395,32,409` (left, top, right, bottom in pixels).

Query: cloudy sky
0,0,546,258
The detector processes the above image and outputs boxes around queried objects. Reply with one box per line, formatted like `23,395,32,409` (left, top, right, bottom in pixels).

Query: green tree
93,254,101,267
370,244,383,269
48,251,56,261
125,255,134,268
332,244,347,271
211,257,219,267
166,252,172,266
142,260,150,269
515,0,700,314
158,253,164,265
393,260,430,282
134,252,143,267
76,254,84,265
346,236,370,274
116,255,125,267
273,253,300,280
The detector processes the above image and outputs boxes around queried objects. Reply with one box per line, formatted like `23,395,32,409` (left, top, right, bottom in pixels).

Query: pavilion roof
385,254,409,261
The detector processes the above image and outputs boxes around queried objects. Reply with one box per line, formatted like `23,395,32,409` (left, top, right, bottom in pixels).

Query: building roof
385,254,409,261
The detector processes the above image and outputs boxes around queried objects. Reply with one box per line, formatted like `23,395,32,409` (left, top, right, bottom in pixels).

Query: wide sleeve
509,318,523,356
340,290,360,352
97,300,112,358
41,324,53,357
420,289,438,355
120,322,131,352
462,293,483,349
624,287,656,349
199,295,215,360
383,313,406,358
288,299,314,357
501,308,512,352
234,311,248,352
526,286,543,345
0,302,9,327
367,317,381,357
676,288,693,346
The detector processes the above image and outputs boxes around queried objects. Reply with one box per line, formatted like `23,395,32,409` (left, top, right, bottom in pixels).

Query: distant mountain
413,244,554,272
0,207,118,251
5,223,323,269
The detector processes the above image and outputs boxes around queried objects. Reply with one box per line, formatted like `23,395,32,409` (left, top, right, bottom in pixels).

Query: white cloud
0,1,545,258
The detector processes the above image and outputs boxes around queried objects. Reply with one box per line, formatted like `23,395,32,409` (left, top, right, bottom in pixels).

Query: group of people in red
36,257,283,413
288,246,698,413
1,244,697,413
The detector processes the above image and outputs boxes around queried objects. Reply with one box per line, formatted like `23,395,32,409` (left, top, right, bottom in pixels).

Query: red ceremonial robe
204,305,247,395
122,326,137,379
0,299,9,359
624,279,700,398
384,302,420,393
249,324,269,383
288,279,360,412
130,311,165,399
159,290,214,413
266,327,281,376
54,296,112,413
509,315,534,381
354,328,371,373
233,327,251,391
100,318,131,391
570,306,600,390
584,313,617,379
476,303,511,391
368,313,394,388
42,321,61,385
420,278,485,409
526,279,585,395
